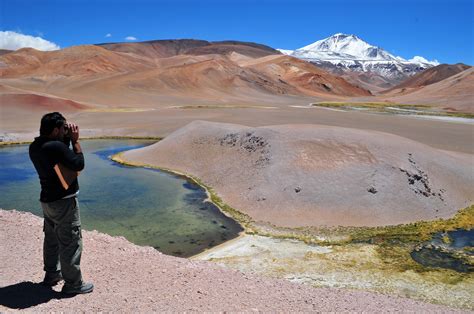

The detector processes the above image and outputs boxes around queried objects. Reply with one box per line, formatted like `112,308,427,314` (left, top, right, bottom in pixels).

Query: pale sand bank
121,121,474,228
2,103,473,154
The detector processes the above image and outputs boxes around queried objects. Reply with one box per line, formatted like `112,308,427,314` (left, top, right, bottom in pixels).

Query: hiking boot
61,282,94,295
42,271,63,286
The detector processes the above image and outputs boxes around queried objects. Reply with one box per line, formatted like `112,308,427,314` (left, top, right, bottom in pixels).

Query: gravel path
0,209,463,312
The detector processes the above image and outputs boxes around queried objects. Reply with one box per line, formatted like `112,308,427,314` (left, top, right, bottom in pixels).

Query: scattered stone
367,187,377,194
295,187,301,193
322,83,332,91
399,158,437,199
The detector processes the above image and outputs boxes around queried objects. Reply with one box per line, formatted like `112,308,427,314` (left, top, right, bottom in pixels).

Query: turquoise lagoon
0,140,243,257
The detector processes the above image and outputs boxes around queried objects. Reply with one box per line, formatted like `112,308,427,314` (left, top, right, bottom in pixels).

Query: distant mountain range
0,39,370,113
279,33,440,90
383,63,470,93
0,37,471,113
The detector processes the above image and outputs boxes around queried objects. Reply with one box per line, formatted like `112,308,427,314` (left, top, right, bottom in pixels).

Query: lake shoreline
2,136,472,309
110,151,249,237
0,135,163,146
1,139,243,257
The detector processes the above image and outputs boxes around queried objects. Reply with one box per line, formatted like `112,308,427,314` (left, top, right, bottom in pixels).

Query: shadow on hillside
0,281,73,309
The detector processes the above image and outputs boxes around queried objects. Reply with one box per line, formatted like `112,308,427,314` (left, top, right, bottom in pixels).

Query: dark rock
367,187,377,194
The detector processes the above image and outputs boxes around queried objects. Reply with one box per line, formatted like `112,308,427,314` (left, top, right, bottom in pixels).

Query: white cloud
409,56,440,66
105,33,112,38
0,31,60,51
125,36,137,41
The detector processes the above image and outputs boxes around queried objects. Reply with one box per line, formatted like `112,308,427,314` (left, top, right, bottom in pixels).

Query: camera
64,124,70,136
63,123,72,146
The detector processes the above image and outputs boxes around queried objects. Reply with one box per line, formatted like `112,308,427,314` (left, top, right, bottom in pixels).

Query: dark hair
40,112,66,136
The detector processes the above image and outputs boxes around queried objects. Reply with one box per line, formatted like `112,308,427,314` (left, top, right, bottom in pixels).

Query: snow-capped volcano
295,33,401,62
278,34,439,89
280,33,438,65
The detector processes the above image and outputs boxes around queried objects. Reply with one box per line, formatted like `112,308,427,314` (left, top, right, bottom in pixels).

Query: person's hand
67,123,80,143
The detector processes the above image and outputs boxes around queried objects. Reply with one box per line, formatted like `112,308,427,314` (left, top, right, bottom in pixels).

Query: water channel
0,139,243,257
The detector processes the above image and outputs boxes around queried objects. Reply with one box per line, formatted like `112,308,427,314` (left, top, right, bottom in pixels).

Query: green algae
0,140,32,146
313,101,431,110
111,152,474,250
173,104,276,110
344,205,474,244
312,102,474,119
112,150,473,307
111,149,473,278
110,152,251,232
247,205,474,247
83,136,162,140
0,136,162,146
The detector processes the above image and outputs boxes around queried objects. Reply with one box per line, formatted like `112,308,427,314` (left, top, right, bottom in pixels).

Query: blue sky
1,0,473,64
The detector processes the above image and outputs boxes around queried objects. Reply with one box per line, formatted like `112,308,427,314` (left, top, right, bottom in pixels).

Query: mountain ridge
0,41,370,109
382,63,471,94
279,33,440,89
96,39,281,59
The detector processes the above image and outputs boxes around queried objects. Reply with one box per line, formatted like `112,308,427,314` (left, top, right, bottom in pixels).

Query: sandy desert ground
2,102,473,153
0,209,465,312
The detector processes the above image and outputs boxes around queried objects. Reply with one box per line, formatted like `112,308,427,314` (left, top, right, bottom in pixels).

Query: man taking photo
29,112,93,295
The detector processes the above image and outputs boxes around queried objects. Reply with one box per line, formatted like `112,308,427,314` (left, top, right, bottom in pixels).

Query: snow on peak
296,33,397,61
277,49,294,55
280,34,438,79
409,56,440,66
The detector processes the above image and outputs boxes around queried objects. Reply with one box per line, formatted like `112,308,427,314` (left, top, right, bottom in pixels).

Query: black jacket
29,136,84,202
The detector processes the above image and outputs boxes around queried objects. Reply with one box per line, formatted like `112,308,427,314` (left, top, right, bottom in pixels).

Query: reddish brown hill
61,54,369,102
0,45,153,77
0,49,13,56
383,63,471,95
0,92,90,111
0,40,372,105
387,67,474,112
241,55,371,97
186,41,281,58
72,55,300,100
96,39,209,58
342,72,395,93
97,39,280,59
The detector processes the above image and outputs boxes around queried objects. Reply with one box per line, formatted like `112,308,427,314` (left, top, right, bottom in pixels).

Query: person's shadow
0,281,73,309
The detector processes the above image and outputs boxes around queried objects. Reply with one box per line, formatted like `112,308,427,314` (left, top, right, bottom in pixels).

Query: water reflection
0,140,243,257
411,229,473,273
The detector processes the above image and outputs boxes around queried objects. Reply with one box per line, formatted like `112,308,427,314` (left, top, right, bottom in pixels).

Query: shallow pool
410,229,473,273
0,139,243,257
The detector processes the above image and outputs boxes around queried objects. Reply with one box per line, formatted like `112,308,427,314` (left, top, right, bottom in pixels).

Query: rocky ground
0,209,463,312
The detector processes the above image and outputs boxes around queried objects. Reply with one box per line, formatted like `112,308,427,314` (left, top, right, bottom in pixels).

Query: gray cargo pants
41,197,83,287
